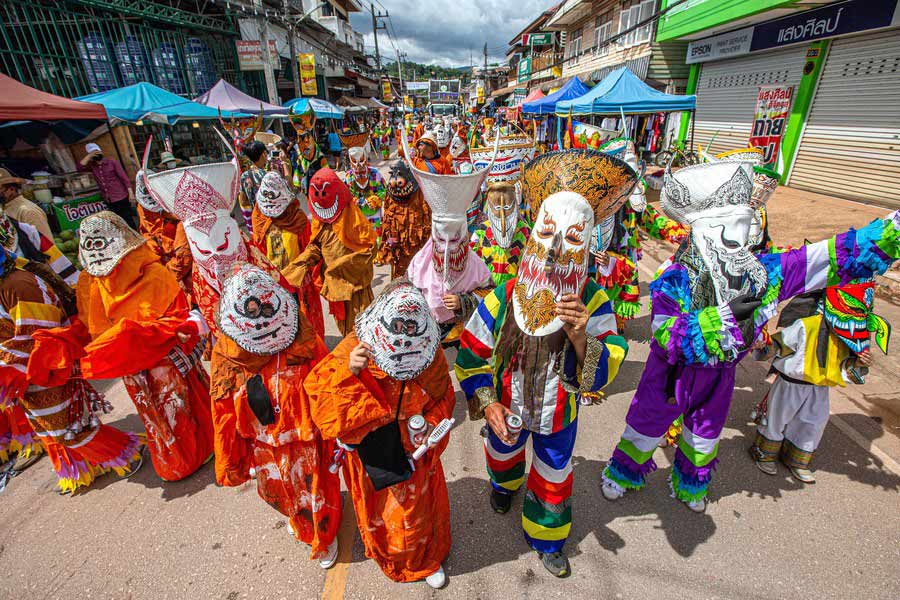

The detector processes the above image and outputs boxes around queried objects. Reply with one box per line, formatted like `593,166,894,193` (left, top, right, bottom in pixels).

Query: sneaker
789,466,816,484
490,489,512,514
11,452,43,473
424,565,447,589
755,460,778,476
684,497,706,513
318,539,339,569
538,551,570,577
601,480,624,501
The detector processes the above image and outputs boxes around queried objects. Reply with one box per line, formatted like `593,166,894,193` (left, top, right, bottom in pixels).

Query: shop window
566,28,582,66
594,12,613,57
618,0,655,48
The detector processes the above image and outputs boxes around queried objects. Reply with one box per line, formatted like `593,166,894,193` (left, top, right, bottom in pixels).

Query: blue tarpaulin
283,97,345,119
555,67,696,116
77,82,244,125
522,77,590,115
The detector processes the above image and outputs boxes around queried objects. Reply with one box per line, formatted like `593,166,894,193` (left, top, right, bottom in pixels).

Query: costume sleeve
304,338,393,444
167,224,193,285
650,266,744,366
27,317,90,388
558,282,628,393
37,232,79,286
455,282,507,420
281,237,323,289
639,204,688,245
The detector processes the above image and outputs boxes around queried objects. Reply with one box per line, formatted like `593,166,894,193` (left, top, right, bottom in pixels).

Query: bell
760,416,768,427
749,409,758,421
64,430,76,441
72,421,83,434
89,415,100,428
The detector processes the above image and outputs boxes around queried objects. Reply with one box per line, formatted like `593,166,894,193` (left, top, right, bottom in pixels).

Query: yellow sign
382,80,393,102
404,95,413,109
476,84,485,104
552,65,562,78
298,53,317,96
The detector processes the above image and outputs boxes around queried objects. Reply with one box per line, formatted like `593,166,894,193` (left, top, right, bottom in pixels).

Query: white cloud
348,0,555,66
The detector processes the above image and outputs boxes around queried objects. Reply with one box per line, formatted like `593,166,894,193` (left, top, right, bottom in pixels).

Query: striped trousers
485,420,577,554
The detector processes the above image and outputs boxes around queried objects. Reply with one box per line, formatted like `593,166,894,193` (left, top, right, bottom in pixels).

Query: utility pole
370,2,388,73
483,42,490,96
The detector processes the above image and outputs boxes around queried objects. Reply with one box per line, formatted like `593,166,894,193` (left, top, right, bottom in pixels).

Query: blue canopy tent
555,67,696,115
78,83,244,125
283,97,345,119
521,77,590,115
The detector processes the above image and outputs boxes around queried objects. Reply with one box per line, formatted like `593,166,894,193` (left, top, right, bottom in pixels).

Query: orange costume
210,264,341,560
69,213,214,482
412,135,454,175
283,168,375,336
374,161,432,278
138,206,194,301
305,332,454,582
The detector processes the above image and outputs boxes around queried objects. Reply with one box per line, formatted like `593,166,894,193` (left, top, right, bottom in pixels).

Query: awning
283,97,344,119
0,73,107,121
555,67,696,116
522,76,590,115
78,82,242,124
194,79,288,116
490,83,519,98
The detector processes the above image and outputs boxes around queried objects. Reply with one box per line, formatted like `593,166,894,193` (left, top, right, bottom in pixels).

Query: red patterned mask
308,168,353,223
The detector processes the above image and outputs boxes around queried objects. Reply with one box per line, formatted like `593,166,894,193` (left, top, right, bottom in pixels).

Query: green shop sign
52,193,108,231
518,57,532,83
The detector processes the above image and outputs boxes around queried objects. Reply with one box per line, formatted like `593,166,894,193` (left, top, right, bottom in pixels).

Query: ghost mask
348,146,370,187
513,191,593,336
307,168,353,223
0,210,18,253
431,217,469,288
449,130,467,159
183,210,248,287
217,264,298,355
355,279,440,380
484,182,519,249
386,161,419,202
256,171,294,218
78,211,146,277
623,150,647,213
135,170,162,213
289,107,318,161
433,123,451,149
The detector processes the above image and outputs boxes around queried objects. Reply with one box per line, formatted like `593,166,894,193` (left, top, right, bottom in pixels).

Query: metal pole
285,0,301,99
256,1,279,106
371,3,381,72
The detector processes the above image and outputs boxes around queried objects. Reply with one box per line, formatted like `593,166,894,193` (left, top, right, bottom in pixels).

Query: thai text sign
299,53,317,96
53,194,107,231
237,40,278,71
749,86,794,168
522,33,554,46
518,57,532,83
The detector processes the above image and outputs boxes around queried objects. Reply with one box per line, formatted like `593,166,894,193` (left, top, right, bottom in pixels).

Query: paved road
2,170,899,600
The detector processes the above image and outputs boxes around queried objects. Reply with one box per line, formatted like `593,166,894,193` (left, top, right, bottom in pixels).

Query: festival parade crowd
1,106,898,588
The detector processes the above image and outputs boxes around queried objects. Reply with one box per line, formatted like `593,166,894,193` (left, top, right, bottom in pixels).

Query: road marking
321,493,357,600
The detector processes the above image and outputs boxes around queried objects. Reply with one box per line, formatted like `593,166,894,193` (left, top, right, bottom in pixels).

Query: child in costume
456,149,636,577
600,157,900,513
282,168,376,336
749,280,888,483
375,161,432,279
251,171,325,338
305,280,453,588
210,264,342,568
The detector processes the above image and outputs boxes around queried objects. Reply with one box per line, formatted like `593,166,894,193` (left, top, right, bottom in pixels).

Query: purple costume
603,212,900,502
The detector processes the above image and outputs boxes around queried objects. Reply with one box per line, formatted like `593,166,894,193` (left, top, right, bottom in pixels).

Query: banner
517,57,532,83
382,80,393,102
52,194,107,231
572,121,619,150
749,85,794,168
405,81,429,92
236,40,278,71
298,53,317,96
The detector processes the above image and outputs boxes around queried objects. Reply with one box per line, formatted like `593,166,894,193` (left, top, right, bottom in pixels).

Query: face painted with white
485,183,519,249
514,191,593,336
256,171,294,218
183,210,248,291
218,264,298,355
355,281,440,380
135,170,163,213
431,217,469,289
78,211,145,277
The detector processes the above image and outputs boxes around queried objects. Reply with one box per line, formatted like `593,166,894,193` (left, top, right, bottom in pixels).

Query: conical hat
521,149,638,223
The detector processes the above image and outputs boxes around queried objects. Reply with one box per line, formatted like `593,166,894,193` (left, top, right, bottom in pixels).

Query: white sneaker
318,539,339,569
425,565,447,589
685,497,706,513
601,480,624,501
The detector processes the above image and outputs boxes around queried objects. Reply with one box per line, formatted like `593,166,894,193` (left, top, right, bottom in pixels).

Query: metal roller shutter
787,29,900,208
693,46,807,156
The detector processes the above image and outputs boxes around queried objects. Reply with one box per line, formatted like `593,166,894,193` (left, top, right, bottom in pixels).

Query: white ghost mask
484,182,519,249
514,191,593,336
355,279,440,380
183,210,248,290
78,211,146,277
135,169,162,213
256,171,294,218
217,264,298,355
431,217,470,289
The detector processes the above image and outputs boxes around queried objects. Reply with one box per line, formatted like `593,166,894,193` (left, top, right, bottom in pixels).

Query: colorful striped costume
604,213,900,503
470,219,531,287
342,167,386,244
456,278,628,553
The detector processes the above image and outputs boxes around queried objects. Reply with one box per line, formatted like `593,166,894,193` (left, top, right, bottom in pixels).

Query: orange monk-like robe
305,333,455,582
411,155,454,175
76,244,214,481
375,189,432,279
282,203,375,336
138,207,193,304
251,203,325,339
209,327,341,558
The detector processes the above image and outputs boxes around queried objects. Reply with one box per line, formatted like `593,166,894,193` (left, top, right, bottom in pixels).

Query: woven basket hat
660,161,755,225
78,210,146,277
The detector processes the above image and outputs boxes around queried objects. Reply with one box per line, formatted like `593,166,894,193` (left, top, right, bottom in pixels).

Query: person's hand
856,349,872,367
751,338,769,352
348,342,371,377
557,293,588,343
442,294,461,312
595,251,610,268
484,402,515,445
366,194,381,210
727,293,762,322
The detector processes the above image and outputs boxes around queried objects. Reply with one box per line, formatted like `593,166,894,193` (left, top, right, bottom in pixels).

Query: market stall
283,97,345,120
521,77,590,152
194,79,289,116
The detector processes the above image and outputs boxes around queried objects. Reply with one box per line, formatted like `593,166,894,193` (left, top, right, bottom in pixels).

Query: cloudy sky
348,0,556,67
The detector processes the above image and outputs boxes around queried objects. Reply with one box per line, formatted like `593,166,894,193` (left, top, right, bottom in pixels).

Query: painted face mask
386,161,418,202
514,192,593,336
0,209,18,253
433,123,451,149
307,168,353,223
431,217,469,288
484,182,519,249
217,264,298,355
219,109,263,156
289,106,318,161
748,206,768,251
355,279,440,380
255,171,294,218
590,215,617,255
623,149,647,213
662,160,765,305
134,169,162,213
347,146,370,186
449,130,467,159
823,281,890,356
78,211,145,277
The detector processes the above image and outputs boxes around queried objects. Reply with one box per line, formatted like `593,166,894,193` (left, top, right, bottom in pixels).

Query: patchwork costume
456,149,637,567
339,132,385,245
